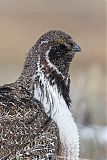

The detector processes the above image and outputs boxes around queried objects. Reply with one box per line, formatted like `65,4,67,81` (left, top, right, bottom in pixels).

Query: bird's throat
32,70,79,160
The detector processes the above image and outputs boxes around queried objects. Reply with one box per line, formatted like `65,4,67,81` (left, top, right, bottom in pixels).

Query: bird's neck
16,47,39,90
32,66,79,160
16,52,71,106
15,61,79,159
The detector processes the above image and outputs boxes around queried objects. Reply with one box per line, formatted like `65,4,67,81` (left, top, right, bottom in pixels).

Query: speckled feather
0,30,81,160
0,84,59,160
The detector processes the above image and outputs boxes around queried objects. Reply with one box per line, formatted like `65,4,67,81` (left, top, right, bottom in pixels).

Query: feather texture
0,30,81,159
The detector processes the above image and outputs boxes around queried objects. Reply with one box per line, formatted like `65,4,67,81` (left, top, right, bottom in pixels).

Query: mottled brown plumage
0,30,81,160
0,84,59,159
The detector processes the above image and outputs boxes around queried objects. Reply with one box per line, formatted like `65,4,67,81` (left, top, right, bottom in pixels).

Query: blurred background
0,0,106,159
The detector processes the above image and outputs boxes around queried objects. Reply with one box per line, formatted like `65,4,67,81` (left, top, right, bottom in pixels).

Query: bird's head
22,30,81,90
36,30,81,77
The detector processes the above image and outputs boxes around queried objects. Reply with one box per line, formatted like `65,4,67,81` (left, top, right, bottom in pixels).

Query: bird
0,30,81,160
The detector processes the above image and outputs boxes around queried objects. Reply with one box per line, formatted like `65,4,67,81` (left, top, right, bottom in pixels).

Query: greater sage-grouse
0,30,81,160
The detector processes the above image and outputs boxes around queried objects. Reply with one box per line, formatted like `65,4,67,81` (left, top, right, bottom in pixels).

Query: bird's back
0,84,59,159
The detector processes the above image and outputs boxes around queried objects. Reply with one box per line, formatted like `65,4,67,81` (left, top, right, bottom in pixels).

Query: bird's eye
69,43,74,48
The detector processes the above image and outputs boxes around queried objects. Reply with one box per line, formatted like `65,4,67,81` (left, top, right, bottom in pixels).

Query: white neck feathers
32,61,79,160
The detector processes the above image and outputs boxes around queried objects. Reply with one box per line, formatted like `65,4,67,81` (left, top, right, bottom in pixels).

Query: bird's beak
72,43,81,53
